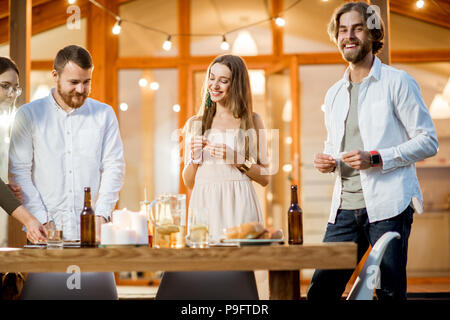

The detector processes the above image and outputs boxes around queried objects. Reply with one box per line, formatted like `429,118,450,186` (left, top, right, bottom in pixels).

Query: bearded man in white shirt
307,2,438,300
9,45,125,241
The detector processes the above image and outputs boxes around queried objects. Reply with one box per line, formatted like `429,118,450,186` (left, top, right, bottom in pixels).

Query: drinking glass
46,212,63,249
186,207,209,248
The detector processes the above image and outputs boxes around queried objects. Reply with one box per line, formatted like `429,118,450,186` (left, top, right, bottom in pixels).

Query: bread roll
224,221,265,239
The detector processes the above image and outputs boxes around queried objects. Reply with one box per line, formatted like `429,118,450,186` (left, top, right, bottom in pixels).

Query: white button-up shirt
8,90,125,238
323,57,438,223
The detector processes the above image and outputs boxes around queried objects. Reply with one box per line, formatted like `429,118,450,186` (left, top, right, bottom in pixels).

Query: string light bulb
68,0,76,4
220,35,230,51
416,0,425,8
163,35,172,51
112,19,122,35
275,17,286,27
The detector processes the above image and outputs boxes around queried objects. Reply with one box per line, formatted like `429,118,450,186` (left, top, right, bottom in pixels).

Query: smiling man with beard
8,45,125,242
307,2,438,300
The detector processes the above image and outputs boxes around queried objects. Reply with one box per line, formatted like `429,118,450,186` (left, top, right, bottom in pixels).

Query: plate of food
220,221,284,246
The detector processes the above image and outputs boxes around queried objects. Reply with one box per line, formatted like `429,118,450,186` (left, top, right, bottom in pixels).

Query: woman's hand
207,143,240,164
189,136,207,161
11,205,47,243
25,218,48,244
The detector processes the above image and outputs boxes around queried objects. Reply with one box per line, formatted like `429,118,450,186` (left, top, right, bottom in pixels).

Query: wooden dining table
0,242,356,300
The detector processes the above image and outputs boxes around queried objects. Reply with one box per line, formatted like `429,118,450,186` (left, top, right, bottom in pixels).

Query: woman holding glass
183,54,269,243
156,55,270,300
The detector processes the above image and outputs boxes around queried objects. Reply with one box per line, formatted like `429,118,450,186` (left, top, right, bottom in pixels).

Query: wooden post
290,56,300,187
9,0,31,106
8,0,31,248
370,0,391,65
178,0,190,197
87,0,119,113
271,0,283,58
269,270,300,300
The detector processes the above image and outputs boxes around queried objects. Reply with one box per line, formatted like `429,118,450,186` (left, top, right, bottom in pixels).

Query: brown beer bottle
288,185,303,245
80,187,96,247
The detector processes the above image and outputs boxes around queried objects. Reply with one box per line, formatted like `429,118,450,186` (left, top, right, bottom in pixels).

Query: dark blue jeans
307,206,414,300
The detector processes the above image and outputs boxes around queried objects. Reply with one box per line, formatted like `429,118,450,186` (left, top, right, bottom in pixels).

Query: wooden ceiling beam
114,49,450,70
390,0,450,29
0,0,89,44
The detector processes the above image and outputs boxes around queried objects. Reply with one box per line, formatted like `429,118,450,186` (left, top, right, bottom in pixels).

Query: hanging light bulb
112,19,122,35
163,35,172,51
416,0,425,8
275,17,286,27
220,35,230,51
68,0,76,4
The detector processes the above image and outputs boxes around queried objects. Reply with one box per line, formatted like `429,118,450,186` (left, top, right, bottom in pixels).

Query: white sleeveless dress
188,129,263,242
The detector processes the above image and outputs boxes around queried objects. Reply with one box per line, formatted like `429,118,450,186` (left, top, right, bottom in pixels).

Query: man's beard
57,83,89,109
339,38,372,64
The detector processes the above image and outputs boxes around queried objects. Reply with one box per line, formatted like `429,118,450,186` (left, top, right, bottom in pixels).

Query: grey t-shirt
340,82,366,210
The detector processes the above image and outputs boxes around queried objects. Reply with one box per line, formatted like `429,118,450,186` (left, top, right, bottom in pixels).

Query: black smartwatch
369,151,381,167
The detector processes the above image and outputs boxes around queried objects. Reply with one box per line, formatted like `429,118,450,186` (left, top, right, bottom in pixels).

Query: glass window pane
30,18,87,60
391,14,450,51
118,69,179,211
119,0,178,57
191,0,272,56
299,64,345,243
283,2,450,53
393,62,450,168
30,71,53,102
283,0,338,53
0,18,87,59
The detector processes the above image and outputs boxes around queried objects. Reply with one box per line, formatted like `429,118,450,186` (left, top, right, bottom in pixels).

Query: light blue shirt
322,57,438,223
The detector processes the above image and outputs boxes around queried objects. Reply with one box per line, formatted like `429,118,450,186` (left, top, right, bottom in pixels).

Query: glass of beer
186,207,209,248
46,212,63,249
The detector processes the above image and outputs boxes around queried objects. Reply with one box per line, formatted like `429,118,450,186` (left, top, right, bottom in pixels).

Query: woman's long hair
195,54,258,162
197,54,254,134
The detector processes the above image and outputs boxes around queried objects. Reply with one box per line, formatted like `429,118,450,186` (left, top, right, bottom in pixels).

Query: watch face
371,154,381,165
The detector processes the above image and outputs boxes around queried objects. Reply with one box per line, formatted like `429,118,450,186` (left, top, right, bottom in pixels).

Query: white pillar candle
113,209,131,229
131,212,149,245
100,223,116,245
115,229,137,245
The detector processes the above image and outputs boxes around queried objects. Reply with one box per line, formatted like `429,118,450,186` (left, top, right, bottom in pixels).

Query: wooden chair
347,231,401,300
155,271,259,300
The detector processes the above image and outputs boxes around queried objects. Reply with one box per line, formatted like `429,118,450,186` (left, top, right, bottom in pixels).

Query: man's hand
341,150,371,170
314,153,337,173
7,183,23,202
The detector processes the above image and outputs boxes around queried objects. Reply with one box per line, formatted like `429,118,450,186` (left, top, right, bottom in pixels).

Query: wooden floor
116,277,450,300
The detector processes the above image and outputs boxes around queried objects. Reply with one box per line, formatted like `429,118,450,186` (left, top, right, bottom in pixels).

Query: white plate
221,238,284,246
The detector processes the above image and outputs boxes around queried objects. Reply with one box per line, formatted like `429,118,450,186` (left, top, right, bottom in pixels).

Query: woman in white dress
183,54,269,242
155,55,270,300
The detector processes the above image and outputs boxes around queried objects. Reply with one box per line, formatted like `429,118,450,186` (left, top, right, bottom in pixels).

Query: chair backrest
20,272,118,300
155,271,259,300
347,231,401,300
